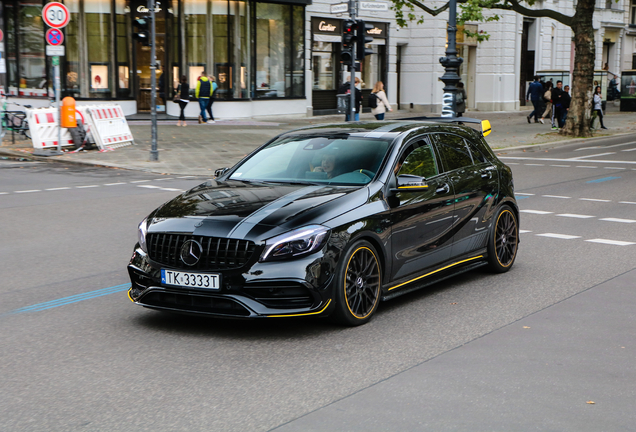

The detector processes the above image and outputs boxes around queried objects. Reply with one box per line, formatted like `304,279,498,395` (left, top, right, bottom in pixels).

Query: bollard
61,97,77,128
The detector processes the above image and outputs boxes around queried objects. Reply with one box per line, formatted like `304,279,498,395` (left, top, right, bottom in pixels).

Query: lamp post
439,0,463,117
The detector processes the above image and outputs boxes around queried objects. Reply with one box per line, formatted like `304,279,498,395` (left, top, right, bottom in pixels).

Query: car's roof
280,120,483,141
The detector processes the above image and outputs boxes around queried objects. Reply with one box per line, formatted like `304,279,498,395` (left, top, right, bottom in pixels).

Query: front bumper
127,246,336,318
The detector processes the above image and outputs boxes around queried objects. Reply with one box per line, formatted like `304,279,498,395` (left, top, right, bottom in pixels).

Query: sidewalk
1,105,634,176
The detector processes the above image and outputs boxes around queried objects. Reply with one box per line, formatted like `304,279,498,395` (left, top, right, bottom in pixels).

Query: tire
331,240,382,326
487,206,519,273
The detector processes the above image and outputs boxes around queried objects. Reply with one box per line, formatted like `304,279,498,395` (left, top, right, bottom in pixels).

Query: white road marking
137,185,161,189
550,165,571,167
604,167,626,170
619,201,636,205
505,162,520,165
579,198,611,202
543,195,570,199
45,187,71,191
536,233,581,240
14,190,40,193
556,214,595,219
576,142,636,151
520,210,553,214
586,239,636,246
137,185,182,192
76,185,99,188
177,175,196,178
525,163,545,166
0,192,8,195
576,166,598,169
569,152,616,160
159,188,182,192
499,156,636,165
622,148,636,152
599,218,636,224
130,180,151,183
516,193,535,196
153,178,174,181
104,182,126,186
519,230,532,234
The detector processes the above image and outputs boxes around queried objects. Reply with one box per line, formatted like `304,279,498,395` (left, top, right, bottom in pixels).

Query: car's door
389,137,456,282
434,133,499,257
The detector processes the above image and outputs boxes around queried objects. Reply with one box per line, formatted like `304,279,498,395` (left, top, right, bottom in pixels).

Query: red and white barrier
28,108,75,149
82,105,134,151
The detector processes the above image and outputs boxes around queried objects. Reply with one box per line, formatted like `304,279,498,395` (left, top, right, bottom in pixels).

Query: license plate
161,269,220,290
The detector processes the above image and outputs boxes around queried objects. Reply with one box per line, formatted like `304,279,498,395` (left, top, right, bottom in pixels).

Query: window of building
254,2,304,98
631,0,636,24
65,0,82,96
312,42,336,90
19,1,47,96
5,1,18,93
115,0,131,97
86,0,112,98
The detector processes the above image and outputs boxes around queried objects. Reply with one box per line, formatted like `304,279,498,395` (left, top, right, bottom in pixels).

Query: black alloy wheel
487,206,519,272
332,240,382,326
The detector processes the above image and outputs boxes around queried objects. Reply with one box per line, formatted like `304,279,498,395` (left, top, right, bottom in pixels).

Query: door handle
480,170,492,179
435,184,450,194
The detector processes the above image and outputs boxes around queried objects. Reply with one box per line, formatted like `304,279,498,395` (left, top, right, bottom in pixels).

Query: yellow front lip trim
388,255,483,291
127,289,135,302
267,299,332,318
398,185,429,189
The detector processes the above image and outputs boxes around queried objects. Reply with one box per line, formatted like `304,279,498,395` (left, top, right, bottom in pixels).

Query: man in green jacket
195,73,212,123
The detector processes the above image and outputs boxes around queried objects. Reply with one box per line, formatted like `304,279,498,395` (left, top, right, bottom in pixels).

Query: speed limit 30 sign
42,2,70,29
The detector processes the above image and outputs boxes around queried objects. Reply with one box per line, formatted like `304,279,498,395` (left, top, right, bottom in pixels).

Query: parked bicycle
1,100,33,142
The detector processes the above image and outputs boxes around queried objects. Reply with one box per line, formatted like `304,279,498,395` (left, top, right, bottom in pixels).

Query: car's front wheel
487,205,519,272
331,240,382,326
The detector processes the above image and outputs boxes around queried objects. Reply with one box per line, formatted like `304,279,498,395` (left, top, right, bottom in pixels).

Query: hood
148,180,369,241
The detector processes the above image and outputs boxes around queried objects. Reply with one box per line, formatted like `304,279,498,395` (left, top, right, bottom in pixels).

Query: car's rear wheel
487,206,519,272
331,240,382,326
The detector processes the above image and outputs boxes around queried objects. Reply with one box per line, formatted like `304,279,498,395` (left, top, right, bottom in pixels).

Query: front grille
148,233,256,271
243,282,314,309
140,291,251,316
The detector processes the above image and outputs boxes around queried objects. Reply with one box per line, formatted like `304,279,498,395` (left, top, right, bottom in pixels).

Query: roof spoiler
398,116,492,137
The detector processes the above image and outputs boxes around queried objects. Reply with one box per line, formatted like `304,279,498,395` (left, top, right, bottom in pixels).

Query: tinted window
465,139,489,164
398,142,438,179
436,134,473,172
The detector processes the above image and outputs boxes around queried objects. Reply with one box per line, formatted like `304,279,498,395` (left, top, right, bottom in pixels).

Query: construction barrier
27,103,133,151
82,105,134,151
28,108,75,149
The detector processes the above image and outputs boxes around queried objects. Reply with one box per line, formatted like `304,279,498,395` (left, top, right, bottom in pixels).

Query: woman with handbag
175,75,189,127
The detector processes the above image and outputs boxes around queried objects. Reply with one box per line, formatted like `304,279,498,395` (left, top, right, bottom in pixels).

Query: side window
465,138,489,164
397,141,438,179
436,133,473,172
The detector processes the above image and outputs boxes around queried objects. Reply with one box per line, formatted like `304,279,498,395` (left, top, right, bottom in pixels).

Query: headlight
260,225,330,262
138,217,149,252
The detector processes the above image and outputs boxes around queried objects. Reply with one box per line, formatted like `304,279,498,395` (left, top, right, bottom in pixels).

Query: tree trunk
560,0,595,137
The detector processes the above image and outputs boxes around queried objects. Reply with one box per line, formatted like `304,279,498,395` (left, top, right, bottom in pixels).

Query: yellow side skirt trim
267,299,332,318
388,255,484,291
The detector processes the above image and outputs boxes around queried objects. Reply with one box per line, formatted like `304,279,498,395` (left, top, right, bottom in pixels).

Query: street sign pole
349,0,356,122
54,56,61,154
149,0,158,161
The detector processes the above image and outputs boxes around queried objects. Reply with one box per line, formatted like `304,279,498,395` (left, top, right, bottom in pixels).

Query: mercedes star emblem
180,239,203,266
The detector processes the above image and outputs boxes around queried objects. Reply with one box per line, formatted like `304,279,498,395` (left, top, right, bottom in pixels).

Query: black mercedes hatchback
128,119,519,325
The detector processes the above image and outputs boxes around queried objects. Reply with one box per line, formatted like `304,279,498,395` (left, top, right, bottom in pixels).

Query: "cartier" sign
318,21,337,32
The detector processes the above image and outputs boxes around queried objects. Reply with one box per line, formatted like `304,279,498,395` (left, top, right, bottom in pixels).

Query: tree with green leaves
391,0,597,137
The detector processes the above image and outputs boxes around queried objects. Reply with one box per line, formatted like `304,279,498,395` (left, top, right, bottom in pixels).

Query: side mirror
214,167,229,178
481,120,492,137
390,174,428,193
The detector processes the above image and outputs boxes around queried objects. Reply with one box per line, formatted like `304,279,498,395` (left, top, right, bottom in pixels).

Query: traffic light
340,19,356,64
356,20,374,60
133,18,150,46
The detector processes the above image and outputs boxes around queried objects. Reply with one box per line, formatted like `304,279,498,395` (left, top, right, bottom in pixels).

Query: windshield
229,135,393,185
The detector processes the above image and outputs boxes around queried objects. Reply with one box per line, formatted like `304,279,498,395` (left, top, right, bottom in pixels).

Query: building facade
0,0,633,117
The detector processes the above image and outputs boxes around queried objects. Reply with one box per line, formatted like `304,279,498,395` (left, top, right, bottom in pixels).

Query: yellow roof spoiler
481,120,492,137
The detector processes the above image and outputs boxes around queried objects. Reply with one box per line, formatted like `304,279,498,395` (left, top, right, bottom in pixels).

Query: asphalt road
1,135,635,431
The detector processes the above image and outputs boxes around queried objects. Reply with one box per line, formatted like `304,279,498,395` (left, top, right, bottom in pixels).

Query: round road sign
46,28,64,46
42,2,70,29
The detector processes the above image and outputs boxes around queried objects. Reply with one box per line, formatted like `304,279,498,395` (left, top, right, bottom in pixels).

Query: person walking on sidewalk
370,81,392,120
205,75,219,123
526,76,543,123
559,85,571,128
593,85,608,129
337,76,362,121
176,75,190,127
195,72,213,124
551,80,564,130
539,81,553,125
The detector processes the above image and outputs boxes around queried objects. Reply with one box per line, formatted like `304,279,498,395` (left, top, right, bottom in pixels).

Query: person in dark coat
176,75,189,127
559,85,571,128
526,76,544,123
338,76,362,121
551,80,565,129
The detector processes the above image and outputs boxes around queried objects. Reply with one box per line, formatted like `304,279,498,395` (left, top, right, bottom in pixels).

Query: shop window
65,0,81,96
312,42,336,90
362,44,385,91
19,1,47,97
5,2,18,93
86,0,112,98
255,3,304,98
115,0,131,97
185,0,206,91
